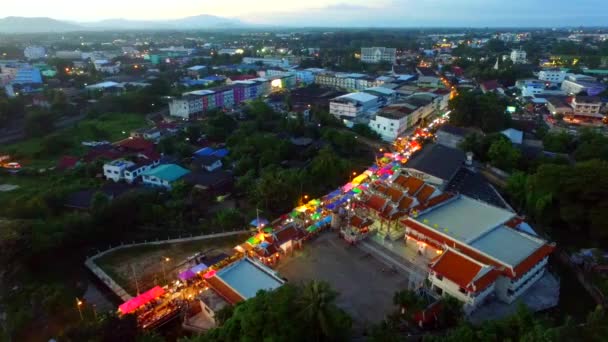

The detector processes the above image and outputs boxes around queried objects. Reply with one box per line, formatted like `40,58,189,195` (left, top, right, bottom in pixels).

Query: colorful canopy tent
323,189,342,201
295,205,308,213
190,263,208,274
342,182,355,192
247,236,262,246
307,199,321,206
352,173,368,184
263,227,274,234
178,269,196,281
118,286,165,314
306,225,319,233
250,218,269,227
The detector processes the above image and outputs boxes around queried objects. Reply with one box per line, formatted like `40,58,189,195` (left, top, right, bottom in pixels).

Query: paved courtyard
275,232,410,328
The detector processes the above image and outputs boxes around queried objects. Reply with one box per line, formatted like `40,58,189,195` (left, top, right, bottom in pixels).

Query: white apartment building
23,46,46,60
368,107,410,141
314,72,384,91
169,95,204,119
571,96,603,118
329,92,379,120
561,79,600,95
361,47,397,64
510,49,527,64
103,159,136,182
538,69,566,84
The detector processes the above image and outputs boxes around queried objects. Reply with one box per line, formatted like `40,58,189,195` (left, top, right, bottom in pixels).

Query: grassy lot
95,233,250,295
0,113,149,169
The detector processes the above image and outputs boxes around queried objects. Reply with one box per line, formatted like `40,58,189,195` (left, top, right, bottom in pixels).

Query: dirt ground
96,233,249,295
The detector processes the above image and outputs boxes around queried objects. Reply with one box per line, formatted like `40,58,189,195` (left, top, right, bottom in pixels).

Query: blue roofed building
142,164,190,189
12,67,42,85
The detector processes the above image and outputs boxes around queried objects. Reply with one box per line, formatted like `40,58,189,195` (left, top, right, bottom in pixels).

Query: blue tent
250,218,269,227
323,189,342,201
213,148,229,158
190,263,208,274
194,147,215,157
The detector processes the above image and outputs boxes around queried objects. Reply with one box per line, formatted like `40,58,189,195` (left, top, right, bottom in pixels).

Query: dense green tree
448,91,509,133
543,132,574,153
183,282,351,342
488,137,521,171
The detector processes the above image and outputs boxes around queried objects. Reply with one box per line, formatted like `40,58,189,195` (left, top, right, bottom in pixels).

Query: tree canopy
448,91,510,133
183,281,351,342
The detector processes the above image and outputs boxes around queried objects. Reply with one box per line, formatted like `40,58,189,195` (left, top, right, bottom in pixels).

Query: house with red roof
403,194,555,313
480,80,504,94
361,172,441,240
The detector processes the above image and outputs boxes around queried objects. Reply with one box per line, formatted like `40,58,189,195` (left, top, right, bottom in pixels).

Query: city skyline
4,0,608,27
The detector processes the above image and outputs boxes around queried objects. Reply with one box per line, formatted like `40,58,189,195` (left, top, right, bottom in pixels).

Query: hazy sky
4,0,608,26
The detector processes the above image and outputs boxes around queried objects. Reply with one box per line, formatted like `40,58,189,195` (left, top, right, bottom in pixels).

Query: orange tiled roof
206,276,244,304
403,218,514,277
413,192,455,212
431,249,500,293
350,215,372,229
394,176,425,195
430,249,483,290
398,196,414,210
386,187,405,202
366,194,387,213
416,184,436,203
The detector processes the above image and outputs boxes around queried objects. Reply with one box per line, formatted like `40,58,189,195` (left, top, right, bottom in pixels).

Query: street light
161,257,170,284
76,298,83,320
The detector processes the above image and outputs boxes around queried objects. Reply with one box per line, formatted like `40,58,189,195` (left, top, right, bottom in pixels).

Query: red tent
118,286,166,314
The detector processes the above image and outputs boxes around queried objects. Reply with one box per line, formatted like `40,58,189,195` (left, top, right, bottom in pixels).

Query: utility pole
131,264,140,295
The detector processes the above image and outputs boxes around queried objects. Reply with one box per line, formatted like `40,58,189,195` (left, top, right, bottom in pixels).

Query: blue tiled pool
217,259,284,299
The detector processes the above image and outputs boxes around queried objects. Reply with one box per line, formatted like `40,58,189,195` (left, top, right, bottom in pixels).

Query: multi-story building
538,68,566,84
368,97,437,141
571,96,603,118
23,46,46,60
329,92,379,120
416,67,441,88
360,47,397,64
242,57,291,68
561,79,607,96
546,97,573,116
403,194,555,314
103,159,136,182
510,49,527,64
169,79,271,119
294,68,324,85
314,72,385,91
11,68,42,85
368,106,412,141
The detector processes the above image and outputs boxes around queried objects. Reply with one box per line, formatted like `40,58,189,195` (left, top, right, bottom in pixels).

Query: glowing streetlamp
76,298,83,320
161,257,170,284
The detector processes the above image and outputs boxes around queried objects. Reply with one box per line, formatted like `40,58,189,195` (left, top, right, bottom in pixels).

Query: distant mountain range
0,15,248,33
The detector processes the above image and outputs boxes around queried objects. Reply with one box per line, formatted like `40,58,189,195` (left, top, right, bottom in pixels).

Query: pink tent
118,286,166,314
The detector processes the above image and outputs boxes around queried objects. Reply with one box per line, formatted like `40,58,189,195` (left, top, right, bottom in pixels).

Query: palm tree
299,281,340,341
